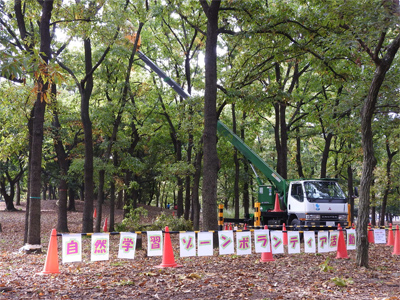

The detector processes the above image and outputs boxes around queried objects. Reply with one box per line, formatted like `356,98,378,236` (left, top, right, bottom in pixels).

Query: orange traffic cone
260,225,274,262
386,223,394,246
244,223,248,230
229,223,232,230
224,223,228,230
282,223,288,246
155,226,182,268
336,224,349,259
272,193,283,212
93,208,97,219
368,223,374,243
103,217,108,232
392,225,400,255
37,229,60,275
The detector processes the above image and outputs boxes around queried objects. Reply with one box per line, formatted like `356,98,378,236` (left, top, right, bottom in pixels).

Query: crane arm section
137,51,190,100
217,121,287,193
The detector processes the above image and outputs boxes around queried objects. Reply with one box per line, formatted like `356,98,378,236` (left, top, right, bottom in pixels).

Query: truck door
288,183,306,222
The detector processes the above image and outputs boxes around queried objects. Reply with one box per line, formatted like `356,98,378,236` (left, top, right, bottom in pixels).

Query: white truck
218,121,349,228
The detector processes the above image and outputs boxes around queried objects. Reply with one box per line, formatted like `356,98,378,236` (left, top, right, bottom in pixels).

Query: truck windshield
304,181,347,203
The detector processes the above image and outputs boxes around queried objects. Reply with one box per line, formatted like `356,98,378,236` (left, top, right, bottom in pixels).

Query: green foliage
115,279,135,286
330,276,354,287
148,212,193,232
319,258,334,273
116,207,193,232
115,207,149,232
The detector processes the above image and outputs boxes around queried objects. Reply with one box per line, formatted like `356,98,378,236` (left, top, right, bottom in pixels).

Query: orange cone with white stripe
272,193,283,212
103,217,108,232
335,224,349,259
282,223,288,245
392,225,400,255
155,226,182,268
37,229,60,275
386,223,394,246
368,223,374,243
260,225,274,262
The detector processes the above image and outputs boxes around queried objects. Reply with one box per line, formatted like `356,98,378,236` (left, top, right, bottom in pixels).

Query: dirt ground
0,200,400,299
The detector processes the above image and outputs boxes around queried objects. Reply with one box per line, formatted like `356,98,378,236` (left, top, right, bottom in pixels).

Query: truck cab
287,180,348,227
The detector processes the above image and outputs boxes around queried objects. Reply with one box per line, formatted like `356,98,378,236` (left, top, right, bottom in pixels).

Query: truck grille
321,215,337,220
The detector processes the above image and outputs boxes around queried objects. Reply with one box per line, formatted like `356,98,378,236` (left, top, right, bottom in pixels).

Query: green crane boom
216,121,287,194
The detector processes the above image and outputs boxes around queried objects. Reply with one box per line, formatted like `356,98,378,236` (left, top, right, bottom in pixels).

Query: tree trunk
320,133,333,178
42,184,47,201
16,180,21,206
184,133,193,220
279,102,288,179
371,204,376,227
380,140,397,227
95,169,105,232
117,190,123,210
68,188,76,211
2,193,15,211
192,149,203,231
48,185,52,200
356,120,375,267
27,85,47,246
109,180,115,232
27,0,54,247
81,37,95,234
57,180,69,233
1,176,16,211
295,128,305,178
347,163,355,225
273,101,288,179
177,176,184,217
240,113,249,217
51,87,69,232
273,63,288,180
232,104,240,219
24,110,34,244
200,0,221,233
356,33,400,267
123,171,132,218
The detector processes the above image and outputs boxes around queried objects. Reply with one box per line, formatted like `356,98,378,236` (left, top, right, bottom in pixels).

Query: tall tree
379,134,398,226
0,159,24,211
57,0,122,233
27,0,54,248
355,13,400,268
50,93,70,233
199,0,221,232
94,21,143,232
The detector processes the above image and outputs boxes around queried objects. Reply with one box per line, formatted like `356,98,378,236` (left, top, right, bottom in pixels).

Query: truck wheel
291,218,303,241
291,218,301,228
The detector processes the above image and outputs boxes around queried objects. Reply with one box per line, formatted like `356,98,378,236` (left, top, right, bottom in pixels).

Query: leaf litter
0,200,399,299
